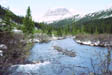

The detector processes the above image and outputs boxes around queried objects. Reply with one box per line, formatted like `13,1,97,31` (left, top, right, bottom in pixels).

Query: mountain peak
38,8,77,23
44,8,71,16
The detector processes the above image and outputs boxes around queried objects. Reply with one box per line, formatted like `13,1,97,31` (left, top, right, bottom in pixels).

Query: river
10,37,112,75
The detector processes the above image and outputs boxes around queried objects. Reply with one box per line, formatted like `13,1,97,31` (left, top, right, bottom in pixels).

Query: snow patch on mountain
99,14,112,19
38,8,78,23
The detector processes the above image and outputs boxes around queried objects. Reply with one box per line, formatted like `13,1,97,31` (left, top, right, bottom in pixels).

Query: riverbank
30,34,73,43
0,32,34,74
74,34,112,47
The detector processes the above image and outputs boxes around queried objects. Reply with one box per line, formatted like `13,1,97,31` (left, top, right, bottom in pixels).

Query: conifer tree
23,6,35,36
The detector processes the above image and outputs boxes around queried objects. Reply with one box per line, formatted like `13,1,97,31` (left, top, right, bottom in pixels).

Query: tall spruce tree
23,6,35,36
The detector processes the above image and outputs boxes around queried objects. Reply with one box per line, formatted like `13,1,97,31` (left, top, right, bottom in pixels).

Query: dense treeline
76,17,112,34
40,16,112,36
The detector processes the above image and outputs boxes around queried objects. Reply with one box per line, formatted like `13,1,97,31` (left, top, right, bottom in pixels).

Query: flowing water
10,37,112,75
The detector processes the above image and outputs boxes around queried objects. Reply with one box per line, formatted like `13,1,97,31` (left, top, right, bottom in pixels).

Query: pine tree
23,6,35,36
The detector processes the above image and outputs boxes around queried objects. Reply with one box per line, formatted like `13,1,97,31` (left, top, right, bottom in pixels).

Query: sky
0,0,112,21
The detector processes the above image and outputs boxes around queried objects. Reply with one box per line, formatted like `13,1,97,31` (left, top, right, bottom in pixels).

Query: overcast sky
0,0,112,21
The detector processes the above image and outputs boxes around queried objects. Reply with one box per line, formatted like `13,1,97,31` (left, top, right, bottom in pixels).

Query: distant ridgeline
47,8,112,35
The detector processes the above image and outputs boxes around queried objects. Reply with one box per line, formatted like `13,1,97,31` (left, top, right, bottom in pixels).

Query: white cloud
0,0,9,5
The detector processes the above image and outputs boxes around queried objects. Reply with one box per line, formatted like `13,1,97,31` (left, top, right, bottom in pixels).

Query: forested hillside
0,5,24,24
0,5,40,29
45,8,112,36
